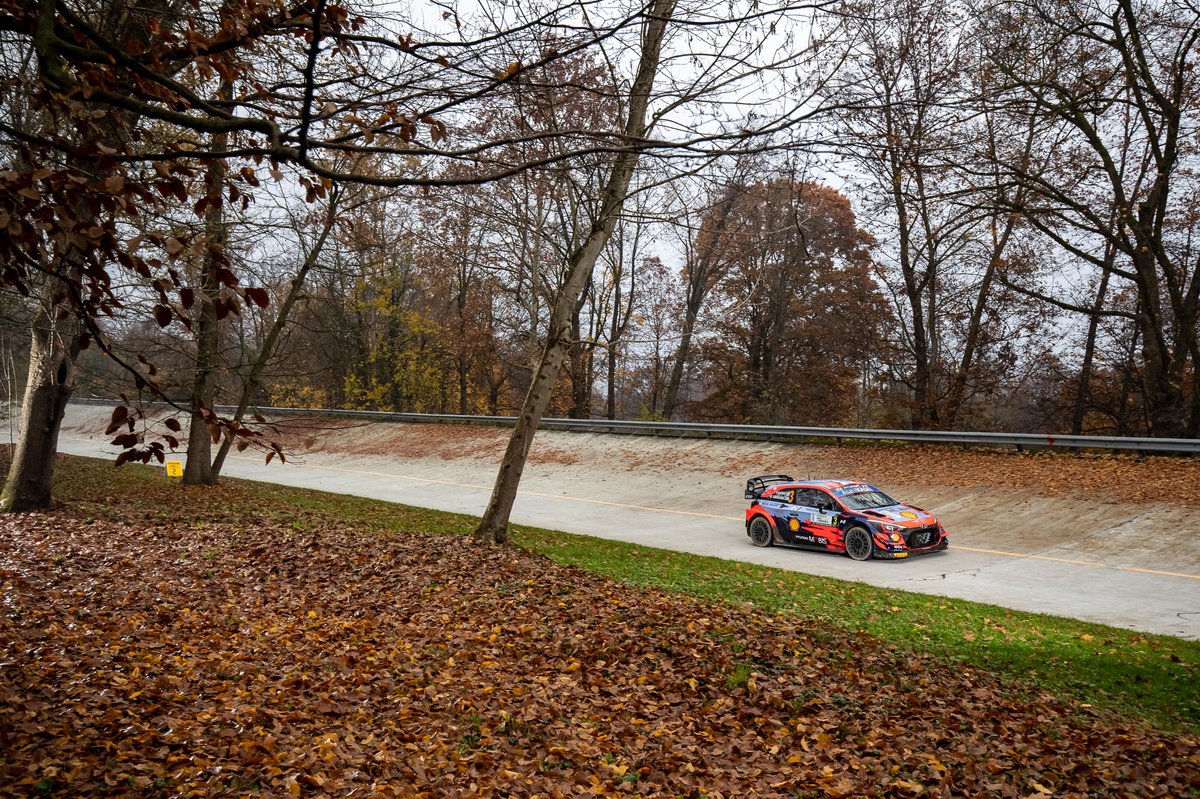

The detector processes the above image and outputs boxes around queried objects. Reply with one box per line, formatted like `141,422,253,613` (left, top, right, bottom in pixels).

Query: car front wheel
749,516,773,547
844,526,873,561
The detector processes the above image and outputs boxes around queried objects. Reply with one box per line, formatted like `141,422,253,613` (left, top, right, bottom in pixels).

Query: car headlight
881,522,903,533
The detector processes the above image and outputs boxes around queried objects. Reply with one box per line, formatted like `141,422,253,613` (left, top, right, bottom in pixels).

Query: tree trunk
568,276,592,418
882,105,933,430
1116,320,1140,435
1,160,98,512
606,270,623,420
662,304,697,419
1,297,78,512
182,266,220,484
1131,250,1188,438
1072,254,1113,435
662,184,743,420
474,0,676,543
606,345,618,419
1190,352,1200,437
183,92,229,486
210,186,338,477
457,355,470,415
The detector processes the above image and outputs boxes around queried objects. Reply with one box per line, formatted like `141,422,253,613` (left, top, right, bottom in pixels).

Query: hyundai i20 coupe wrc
744,475,949,561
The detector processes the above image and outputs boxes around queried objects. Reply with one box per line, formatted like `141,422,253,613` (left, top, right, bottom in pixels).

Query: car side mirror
817,500,833,512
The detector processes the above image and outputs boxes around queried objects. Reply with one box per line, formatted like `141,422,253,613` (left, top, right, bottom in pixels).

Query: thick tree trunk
181,102,228,482
1132,251,1188,438
1,299,78,512
569,348,591,419
474,0,675,543
1190,356,1200,437
184,82,229,485
883,113,933,430
182,272,220,485
2,163,95,511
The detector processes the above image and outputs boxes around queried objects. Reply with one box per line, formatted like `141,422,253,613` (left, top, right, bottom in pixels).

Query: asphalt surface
56,403,1200,640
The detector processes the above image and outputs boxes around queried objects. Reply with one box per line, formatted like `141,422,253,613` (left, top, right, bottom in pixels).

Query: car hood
859,504,937,527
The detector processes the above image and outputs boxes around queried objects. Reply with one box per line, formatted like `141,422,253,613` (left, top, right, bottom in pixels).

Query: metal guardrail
70,397,1200,454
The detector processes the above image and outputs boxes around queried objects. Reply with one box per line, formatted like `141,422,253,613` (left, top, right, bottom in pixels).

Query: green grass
513,525,1200,730
51,456,1200,733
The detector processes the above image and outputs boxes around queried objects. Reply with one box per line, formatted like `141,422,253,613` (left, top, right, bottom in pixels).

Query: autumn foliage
1,459,1197,797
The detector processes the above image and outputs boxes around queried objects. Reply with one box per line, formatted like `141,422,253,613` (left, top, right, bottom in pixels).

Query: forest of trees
2,0,1198,533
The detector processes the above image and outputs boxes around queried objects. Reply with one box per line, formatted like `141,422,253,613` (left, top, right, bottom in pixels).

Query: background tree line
1,0,1197,536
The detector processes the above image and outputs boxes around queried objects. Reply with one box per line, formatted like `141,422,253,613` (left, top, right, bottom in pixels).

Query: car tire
749,516,774,547
844,526,873,561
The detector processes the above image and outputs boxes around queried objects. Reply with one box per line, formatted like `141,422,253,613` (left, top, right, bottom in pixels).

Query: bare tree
981,0,1200,437
0,0,716,508
474,0,678,543
662,162,754,420
828,0,1032,430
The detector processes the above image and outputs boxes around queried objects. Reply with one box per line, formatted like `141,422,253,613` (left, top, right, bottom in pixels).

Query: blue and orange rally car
744,475,948,561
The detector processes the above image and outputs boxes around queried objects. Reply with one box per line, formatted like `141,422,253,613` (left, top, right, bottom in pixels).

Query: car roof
788,479,873,493
760,480,889,500
753,477,888,501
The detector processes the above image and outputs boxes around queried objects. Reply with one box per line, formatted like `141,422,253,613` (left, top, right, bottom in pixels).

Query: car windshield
839,490,900,511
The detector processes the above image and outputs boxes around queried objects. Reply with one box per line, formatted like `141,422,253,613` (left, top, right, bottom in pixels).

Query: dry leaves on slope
1,505,1197,798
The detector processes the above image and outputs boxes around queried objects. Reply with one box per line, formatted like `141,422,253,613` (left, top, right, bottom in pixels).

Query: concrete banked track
57,402,1200,639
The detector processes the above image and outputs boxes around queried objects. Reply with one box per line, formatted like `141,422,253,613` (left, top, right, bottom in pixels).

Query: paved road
56,410,1200,640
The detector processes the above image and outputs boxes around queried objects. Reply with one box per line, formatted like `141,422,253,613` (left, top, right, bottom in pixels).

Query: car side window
813,491,835,510
793,489,816,507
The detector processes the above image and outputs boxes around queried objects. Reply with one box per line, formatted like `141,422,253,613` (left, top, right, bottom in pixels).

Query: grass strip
52,455,1200,733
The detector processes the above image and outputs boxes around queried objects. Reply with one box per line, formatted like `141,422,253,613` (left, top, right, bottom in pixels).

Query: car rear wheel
749,516,773,547
844,526,873,561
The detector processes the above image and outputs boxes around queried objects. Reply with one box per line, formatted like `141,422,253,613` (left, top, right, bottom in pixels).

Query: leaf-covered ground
2,463,1199,798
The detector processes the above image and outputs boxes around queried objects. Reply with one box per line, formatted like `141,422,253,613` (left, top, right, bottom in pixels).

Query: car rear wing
745,474,795,499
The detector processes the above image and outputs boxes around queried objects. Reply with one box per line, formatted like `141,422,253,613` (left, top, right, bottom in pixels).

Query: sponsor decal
789,518,801,532
812,513,837,525
900,511,918,520
833,484,876,496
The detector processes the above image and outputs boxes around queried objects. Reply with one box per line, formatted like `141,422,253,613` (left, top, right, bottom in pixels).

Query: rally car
744,475,948,561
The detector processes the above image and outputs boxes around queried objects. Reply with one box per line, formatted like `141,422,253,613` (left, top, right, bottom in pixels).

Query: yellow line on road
65,439,1200,581
953,545,1109,569
892,546,1200,581
232,456,1200,580
226,455,739,521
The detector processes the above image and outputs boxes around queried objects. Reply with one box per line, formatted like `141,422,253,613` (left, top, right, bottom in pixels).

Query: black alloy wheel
749,516,774,547
844,526,873,561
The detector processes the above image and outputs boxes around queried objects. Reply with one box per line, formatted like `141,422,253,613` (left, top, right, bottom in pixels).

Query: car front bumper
874,539,949,559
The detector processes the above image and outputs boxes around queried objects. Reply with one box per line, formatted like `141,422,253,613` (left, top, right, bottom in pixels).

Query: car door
787,488,842,548
783,489,824,547
803,489,843,545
